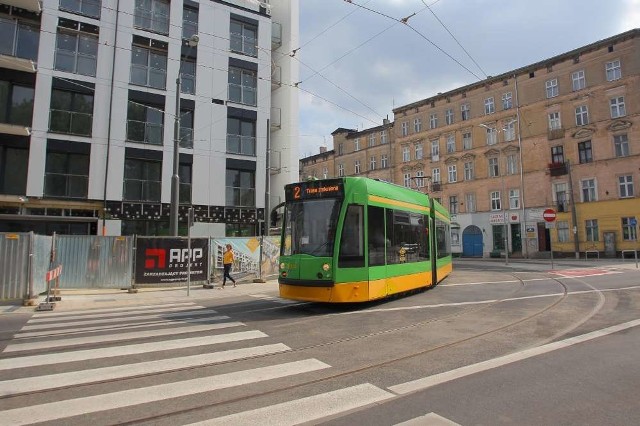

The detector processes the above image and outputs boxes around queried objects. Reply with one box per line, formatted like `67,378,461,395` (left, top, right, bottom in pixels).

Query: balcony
431,182,442,192
548,127,565,140
548,162,568,177
272,22,282,50
4,0,41,13
271,64,281,89
270,107,281,129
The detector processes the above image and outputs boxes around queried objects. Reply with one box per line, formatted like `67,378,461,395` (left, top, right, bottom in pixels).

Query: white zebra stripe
0,330,268,370
1,359,331,426
28,304,202,323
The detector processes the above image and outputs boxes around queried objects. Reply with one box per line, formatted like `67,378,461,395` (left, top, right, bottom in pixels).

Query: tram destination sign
286,179,344,201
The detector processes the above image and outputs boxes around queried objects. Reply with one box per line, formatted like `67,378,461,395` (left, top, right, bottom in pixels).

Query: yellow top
223,249,234,265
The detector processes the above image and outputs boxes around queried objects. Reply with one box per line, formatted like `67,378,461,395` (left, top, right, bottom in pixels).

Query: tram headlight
280,262,286,270
322,263,330,271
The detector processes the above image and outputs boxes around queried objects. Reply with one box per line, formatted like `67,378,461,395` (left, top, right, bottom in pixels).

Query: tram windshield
282,198,342,257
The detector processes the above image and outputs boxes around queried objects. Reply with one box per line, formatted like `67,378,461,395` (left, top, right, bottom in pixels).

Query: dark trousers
223,263,235,286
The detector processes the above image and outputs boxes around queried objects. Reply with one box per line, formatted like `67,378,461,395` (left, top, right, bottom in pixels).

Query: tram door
462,225,483,257
367,206,388,298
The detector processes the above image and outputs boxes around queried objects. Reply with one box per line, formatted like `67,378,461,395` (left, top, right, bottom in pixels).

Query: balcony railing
227,135,256,156
179,127,193,148
548,127,565,140
127,120,163,145
431,182,442,192
272,22,282,50
49,110,92,136
548,162,568,176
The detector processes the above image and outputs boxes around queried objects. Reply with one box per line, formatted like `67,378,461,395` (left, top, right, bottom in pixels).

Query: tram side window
386,209,429,264
436,219,451,258
339,204,365,268
368,206,386,266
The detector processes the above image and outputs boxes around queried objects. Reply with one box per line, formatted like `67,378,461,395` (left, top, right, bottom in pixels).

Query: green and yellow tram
278,177,452,303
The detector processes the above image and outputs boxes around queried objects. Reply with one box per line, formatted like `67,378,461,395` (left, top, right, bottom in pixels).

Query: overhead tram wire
420,0,489,79
344,0,484,81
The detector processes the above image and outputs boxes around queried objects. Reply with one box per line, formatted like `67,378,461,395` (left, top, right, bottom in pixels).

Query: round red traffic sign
543,208,557,222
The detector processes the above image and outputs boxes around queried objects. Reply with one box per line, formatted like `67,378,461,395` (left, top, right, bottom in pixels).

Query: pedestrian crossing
0,300,395,425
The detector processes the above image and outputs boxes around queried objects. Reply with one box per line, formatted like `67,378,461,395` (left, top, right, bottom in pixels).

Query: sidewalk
3,279,280,314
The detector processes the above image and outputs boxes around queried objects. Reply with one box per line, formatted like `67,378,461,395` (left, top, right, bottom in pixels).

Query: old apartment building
0,0,299,236
301,29,639,258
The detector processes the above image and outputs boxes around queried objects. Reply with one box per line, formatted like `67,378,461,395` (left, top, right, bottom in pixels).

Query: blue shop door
462,225,483,257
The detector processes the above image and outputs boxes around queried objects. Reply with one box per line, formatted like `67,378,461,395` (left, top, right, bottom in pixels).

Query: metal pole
566,160,580,259
170,77,181,236
514,74,528,258
501,152,509,265
187,208,192,296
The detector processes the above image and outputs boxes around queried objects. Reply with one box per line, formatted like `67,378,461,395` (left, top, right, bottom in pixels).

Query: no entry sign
543,208,557,222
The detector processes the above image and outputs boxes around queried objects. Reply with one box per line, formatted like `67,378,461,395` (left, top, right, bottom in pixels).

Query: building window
449,196,458,214
415,143,423,160
488,157,499,177
401,121,408,136
429,113,438,129
614,134,629,157
179,108,193,148
0,81,34,126
430,139,440,159
465,193,476,213
322,167,328,178
484,97,495,115
230,19,257,57
447,165,457,183
509,189,520,209
585,219,599,242
369,156,376,170
403,173,411,188
462,132,472,150
130,43,167,89
606,60,621,81
44,148,89,199
610,96,626,118
551,145,564,164
354,138,360,151
123,157,161,202
402,146,410,162
381,155,388,168
60,0,101,19
415,170,425,188
179,162,192,204
226,168,255,207
445,108,454,125
557,220,569,243
338,143,343,156
182,6,198,39
506,154,518,175
619,175,634,198
485,125,497,145
545,78,558,98
572,70,586,91
338,164,344,176
227,116,255,156
0,15,39,61
49,88,94,136
578,140,593,164
446,134,455,153
463,161,474,181
490,191,501,211
432,168,440,183
134,0,169,35
548,111,561,130
55,24,98,77
581,178,596,202
354,160,361,174
502,92,512,110
228,67,257,106
126,100,164,145
622,217,638,241
414,118,422,133
368,134,375,147
380,130,387,144
504,120,515,141
461,103,470,121
554,182,569,212
575,105,589,126
0,144,28,195
180,57,196,94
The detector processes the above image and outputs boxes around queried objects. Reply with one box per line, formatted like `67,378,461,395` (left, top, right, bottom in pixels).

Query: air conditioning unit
260,1,271,15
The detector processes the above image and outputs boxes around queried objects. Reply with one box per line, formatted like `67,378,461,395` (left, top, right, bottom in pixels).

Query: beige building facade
300,29,639,258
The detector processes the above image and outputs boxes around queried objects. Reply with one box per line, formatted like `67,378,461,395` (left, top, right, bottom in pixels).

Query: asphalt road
0,259,638,425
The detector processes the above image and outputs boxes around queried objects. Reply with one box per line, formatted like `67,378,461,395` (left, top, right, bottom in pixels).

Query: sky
295,0,640,158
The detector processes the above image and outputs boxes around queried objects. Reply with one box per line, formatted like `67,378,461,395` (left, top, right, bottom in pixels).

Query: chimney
319,146,327,153
383,115,390,125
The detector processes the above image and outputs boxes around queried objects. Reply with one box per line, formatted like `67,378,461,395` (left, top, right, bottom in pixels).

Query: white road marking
0,343,290,396
28,304,201,323
395,412,461,425
389,318,640,395
3,321,245,353
187,383,394,426
0,330,268,370
15,315,229,338
2,359,331,426
249,294,301,304
22,308,219,330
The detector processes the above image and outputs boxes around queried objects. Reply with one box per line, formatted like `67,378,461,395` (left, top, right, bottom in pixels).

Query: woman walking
222,244,236,288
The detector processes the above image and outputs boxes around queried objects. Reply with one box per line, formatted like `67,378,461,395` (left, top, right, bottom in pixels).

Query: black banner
135,238,209,284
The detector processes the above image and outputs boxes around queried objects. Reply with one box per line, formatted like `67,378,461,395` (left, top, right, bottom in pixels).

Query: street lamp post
170,35,199,236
